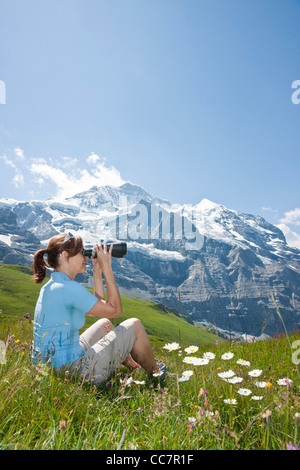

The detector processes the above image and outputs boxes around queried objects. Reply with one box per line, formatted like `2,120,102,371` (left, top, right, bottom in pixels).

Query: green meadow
0,263,218,345
0,263,299,450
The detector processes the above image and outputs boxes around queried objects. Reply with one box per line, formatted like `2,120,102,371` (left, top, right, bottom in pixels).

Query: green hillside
1,264,299,451
0,263,220,346
0,264,46,317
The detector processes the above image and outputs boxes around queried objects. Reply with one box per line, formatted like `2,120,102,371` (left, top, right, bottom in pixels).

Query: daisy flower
237,359,251,366
218,370,235,379
277,378,293,387
227,376,243,384
251,396,263,401
178,375,190,382
192,357,209,366
182,370,194,377
248,369,262,377
224,398,237,405
152,370,164,377
188,416,197,423
255,381,267,388
203,352,215,360
237,388,252,396
188,417,197,428
221,352,234,360
183,356,197,365
121,377,133,386
184,345,199,354
163,342,180,351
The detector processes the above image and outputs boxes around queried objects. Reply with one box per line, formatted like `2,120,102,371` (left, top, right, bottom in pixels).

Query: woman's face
67,250,88,275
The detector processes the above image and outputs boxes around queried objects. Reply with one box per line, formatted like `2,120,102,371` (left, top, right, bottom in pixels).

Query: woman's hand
93,242,113,274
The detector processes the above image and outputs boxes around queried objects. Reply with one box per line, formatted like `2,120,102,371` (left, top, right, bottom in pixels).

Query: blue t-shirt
32,272,98,368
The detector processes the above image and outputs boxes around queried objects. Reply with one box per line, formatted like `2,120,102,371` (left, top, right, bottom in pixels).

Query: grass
1,327,299,450
0,264,44,317
0,263,300,450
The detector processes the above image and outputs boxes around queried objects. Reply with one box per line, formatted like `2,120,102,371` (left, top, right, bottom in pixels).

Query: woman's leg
123,318,157,374
76,317,159,386
80,318,138,370
79,318,113,351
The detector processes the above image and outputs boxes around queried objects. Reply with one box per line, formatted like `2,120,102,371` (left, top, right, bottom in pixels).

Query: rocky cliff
0,183,299,338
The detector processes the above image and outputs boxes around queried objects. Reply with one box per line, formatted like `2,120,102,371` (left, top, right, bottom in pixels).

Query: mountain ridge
0,182,299,338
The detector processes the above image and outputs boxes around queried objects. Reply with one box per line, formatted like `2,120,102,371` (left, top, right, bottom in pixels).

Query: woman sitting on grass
32,233,167,386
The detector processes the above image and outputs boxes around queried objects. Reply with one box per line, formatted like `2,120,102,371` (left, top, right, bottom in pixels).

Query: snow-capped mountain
1,182,300,338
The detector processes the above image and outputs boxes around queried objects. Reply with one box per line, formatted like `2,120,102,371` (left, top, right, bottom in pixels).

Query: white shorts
55,319,136,386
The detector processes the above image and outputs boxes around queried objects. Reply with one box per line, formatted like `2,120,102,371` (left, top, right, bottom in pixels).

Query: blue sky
1,0,300,247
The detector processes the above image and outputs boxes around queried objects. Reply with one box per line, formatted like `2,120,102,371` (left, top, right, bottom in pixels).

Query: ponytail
32,233,84,284
32,249,47,284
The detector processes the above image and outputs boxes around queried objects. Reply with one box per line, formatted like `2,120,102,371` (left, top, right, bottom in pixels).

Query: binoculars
83,242,127,259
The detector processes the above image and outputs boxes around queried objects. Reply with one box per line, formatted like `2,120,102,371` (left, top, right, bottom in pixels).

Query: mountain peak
197,198,222,211
0,181,300,338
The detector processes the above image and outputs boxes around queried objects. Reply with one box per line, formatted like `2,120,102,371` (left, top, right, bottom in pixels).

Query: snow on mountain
1,182,300,338
128,241,186,262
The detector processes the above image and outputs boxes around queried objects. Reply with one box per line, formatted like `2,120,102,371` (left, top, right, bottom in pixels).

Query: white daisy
255,381,267,388
277,378,293,387
248,369,262,377
227,376,243,384
183,356,196,364
237,388,252,396
178,375,190,382
152,370,163,377
182,370,194,377
192,357,209,366
237,359,251,366
203,352,215,360
184,345,199,354
122,377,133,386
224,398,237,405
251,396,263,400
188,417,197,424
221,352,234,360
218,370,235,379
163,342,180,351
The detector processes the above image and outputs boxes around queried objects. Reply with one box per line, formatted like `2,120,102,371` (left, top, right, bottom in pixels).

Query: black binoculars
83,242,127,259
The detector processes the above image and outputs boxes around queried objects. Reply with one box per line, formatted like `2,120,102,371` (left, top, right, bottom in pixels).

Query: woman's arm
92,259,105,300
87,243,123,319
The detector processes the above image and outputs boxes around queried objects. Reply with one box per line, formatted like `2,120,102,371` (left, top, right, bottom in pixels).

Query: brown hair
32,233,84,284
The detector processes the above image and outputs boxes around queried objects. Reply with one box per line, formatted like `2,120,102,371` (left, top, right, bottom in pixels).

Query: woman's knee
122,318,145,336
96,318,114,334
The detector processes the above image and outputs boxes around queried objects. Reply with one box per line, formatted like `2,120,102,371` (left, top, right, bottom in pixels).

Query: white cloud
277,224,300,250
60,156,78,168
30,163,71,194
30,154,125,199
0,154,16,169
14,147,25,160
260,206,300,251
280,208,300,226
87,152,101,166
13,173,24,188
0,153,24,188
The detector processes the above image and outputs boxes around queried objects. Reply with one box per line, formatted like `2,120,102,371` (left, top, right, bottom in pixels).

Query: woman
32,233,166,386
